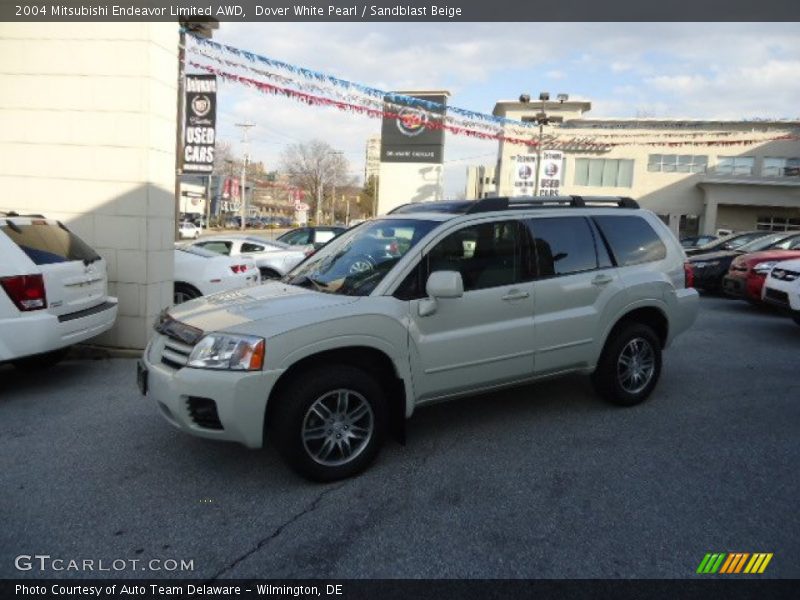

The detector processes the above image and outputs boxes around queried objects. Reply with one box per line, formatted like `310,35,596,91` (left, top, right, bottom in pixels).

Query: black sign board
380,93,446,164
182,74,217,174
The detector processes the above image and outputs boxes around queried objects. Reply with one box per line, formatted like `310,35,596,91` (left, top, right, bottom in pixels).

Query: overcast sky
203,22,800,196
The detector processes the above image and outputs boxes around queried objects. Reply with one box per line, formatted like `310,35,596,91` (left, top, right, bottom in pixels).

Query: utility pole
235,122,254,231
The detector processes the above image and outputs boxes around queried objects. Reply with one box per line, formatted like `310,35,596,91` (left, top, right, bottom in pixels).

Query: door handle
592,274,614,286
502,290,530,301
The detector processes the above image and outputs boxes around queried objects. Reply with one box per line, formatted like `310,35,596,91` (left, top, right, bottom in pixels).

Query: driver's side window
394,220,521,300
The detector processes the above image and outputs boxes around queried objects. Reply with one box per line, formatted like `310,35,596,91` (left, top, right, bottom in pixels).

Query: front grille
160,338,194,369
764,288,789,306
186,397,223,430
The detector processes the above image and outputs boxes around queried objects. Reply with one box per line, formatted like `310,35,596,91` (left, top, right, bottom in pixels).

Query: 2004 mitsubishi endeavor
137,196,698,481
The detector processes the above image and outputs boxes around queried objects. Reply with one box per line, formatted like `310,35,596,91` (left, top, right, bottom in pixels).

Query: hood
165,281,360,333
689,250,738,262
736,249,800,266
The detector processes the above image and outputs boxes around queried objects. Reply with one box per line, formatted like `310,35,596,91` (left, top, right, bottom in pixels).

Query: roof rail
1,211,47,218
465,195,639,213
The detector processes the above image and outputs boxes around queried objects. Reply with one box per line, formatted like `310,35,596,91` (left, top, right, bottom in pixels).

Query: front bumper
140,333,285,448
762,283,800,314
722,274,747,298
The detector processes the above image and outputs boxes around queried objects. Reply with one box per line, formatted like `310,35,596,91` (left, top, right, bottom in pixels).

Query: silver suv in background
1,212,118,369
138,196,698,481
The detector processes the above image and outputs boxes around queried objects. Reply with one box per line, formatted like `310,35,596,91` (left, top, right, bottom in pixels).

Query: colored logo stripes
697,553,773,574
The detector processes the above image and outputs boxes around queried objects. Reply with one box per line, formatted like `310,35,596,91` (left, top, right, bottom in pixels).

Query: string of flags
185,32,800,149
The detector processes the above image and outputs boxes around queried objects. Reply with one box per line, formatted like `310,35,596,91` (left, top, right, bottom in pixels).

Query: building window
762,157,800,177
573,158,634,188
756,216,800,232
715,156,755,175
647,154,708,173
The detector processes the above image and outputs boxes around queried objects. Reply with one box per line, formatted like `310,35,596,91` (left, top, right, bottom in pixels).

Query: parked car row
682,228,800,325
223,215,294,229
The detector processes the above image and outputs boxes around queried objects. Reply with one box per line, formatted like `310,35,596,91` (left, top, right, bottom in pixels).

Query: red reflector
0,274,47,311
230,264,247,274
304,249,315,257
683,262,695,289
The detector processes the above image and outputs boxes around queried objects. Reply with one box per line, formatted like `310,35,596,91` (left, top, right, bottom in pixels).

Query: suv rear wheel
592,322,662,406
271,365,388,482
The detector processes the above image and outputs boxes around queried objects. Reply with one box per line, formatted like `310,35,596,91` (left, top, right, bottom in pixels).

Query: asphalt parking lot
1,296,798,579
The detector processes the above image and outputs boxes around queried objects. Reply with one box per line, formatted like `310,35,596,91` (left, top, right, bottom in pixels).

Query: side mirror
419,271,463,317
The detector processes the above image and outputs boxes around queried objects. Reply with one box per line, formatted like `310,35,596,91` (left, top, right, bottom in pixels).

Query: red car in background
722,233,800,303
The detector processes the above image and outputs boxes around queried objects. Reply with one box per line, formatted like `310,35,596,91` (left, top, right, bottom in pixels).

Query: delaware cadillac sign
182,74,217,174
380,93,446,163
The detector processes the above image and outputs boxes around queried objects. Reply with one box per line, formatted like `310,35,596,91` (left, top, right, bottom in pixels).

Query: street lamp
530,91,568,195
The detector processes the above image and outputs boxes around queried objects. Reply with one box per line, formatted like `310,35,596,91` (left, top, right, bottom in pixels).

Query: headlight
187,333,265,371
754,261,777,275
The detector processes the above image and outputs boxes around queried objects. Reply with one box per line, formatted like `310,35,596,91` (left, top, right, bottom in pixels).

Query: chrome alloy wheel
348,259,374,274
617,337,656,394
302,389,374,466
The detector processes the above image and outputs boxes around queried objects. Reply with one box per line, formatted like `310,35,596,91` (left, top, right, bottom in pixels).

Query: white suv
761,257,800,326
1,212,118,368
138,197,698,481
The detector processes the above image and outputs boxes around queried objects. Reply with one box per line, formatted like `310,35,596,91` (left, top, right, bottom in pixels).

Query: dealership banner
511,154,537,197
538,150,565,196
182,74,217,174
380,93,446,164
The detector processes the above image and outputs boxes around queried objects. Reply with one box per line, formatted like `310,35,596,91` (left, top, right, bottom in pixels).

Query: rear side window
197,241,232,255
593,215,667,266
525,217,598,277
241,242,265,253
1,221,99,265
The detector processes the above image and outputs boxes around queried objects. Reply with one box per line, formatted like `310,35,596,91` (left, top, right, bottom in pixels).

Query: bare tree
280,139,352,220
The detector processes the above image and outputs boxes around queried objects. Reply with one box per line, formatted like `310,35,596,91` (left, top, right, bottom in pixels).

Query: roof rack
1,211,47,218
465,195,639,214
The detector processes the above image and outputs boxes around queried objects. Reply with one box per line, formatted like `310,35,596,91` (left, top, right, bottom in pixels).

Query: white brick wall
0,22,180,349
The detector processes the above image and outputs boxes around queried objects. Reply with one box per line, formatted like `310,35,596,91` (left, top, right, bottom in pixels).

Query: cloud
207,22,800,197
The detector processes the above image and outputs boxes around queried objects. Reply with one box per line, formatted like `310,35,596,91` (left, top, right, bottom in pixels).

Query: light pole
327,151,344,225
235,122,254,230
529,92,568,196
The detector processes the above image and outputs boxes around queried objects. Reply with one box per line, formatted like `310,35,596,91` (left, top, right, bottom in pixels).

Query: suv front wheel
592,322,662,406
271,365,388,482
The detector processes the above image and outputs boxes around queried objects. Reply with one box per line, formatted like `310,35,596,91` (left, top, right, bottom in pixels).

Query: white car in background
189,235,309,280
761,257,800,326
178,221,200,240
173,246,259,304
1,212,118,369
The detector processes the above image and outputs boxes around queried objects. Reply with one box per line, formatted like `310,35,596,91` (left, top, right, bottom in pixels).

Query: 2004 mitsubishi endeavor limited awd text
137,196,698,481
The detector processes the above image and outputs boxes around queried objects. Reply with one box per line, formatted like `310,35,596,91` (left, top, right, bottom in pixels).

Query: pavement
1,295,798,579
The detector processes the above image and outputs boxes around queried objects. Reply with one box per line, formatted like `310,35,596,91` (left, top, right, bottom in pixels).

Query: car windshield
738,233,791,252
283,218,438,296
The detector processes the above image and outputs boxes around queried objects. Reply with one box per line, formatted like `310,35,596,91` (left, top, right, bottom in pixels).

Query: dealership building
487,100,800,237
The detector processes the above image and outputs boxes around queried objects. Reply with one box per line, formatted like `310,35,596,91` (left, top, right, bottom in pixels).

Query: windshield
738,233,791,252
283,218,438,296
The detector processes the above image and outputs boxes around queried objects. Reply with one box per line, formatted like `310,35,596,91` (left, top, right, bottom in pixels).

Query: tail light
388,241,399,255
0,274,47,311
304,249,316,257
230,264,248,274
683,262,695,289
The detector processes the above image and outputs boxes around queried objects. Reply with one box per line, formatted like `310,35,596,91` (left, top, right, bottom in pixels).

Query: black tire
591,322,662,407
13,348,69,371
270,365,388,482
259,268,281,281
173,282,201,304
